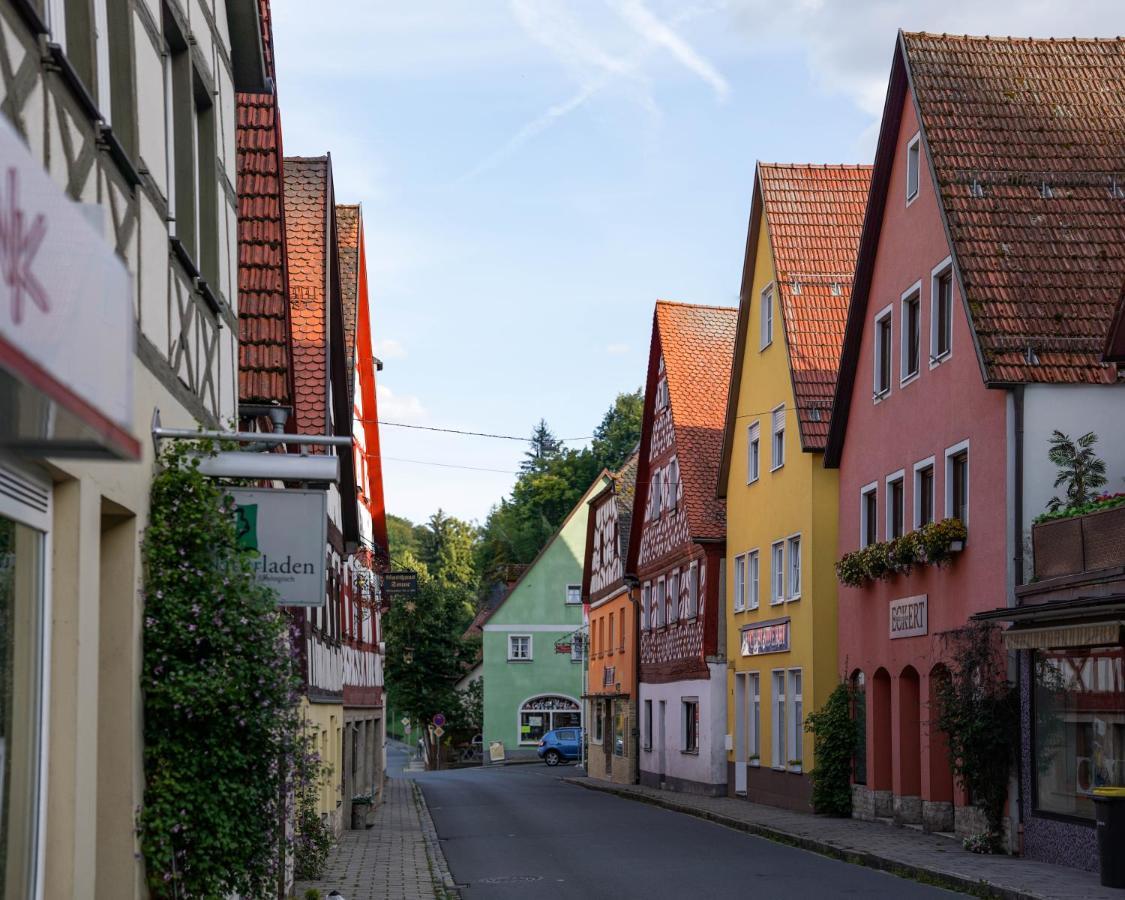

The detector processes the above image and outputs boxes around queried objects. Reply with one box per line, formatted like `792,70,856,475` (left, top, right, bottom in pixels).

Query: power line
369,420,595,442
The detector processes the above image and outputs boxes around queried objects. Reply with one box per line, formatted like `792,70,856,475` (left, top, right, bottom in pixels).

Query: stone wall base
894,794,922,826
955,804,1013,852
922,800,954,833
851,785,874,821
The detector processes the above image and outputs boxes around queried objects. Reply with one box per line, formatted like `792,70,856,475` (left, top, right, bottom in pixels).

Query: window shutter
772,406,785,434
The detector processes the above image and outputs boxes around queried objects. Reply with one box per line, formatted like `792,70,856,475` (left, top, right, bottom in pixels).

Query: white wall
638,663,727,791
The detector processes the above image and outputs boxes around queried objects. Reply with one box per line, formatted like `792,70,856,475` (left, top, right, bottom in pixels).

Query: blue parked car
537,728,583,766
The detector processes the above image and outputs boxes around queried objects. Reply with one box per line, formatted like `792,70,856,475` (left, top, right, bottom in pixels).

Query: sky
270,0,1122,526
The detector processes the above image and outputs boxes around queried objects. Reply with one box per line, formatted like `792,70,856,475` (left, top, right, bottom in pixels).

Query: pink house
825,32,1125,851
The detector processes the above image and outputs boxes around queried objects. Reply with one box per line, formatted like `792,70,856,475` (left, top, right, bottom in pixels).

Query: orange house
583,454,640,784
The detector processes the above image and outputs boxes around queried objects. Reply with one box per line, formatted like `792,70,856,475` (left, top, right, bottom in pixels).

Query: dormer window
906,133,920,203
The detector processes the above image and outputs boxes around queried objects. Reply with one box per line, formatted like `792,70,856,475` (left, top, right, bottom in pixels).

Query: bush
805,682,859,816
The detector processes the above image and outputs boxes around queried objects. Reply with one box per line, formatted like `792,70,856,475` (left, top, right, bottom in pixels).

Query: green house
482,475,610,760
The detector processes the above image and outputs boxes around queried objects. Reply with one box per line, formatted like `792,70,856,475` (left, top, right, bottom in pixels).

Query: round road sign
433,713,446,727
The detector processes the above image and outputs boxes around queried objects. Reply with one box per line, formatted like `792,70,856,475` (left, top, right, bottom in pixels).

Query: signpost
227,488,327,607
432,713,446,728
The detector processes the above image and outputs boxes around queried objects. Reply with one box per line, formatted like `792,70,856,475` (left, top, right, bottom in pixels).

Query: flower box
1033,502,1125,580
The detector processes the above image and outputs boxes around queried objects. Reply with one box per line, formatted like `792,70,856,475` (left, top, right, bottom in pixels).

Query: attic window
906,133,920,203
970,179,985,199
791,280,801,295
809,407,822,423
830,283,842,296
1025,344,1040,365
1111,177,1125,200
1040,181,1053,200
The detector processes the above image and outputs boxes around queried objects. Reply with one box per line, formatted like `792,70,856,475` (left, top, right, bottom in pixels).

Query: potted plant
788,758,803,773
748,753,760,767
350,793,373,830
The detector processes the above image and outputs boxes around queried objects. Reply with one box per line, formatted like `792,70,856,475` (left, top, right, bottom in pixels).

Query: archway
871,668,892,794
850,670,866,786
926,664,955,830
898,666,922,823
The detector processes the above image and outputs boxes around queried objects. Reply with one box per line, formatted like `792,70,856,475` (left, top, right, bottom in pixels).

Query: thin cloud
376,384,427,422
611,0,730,100
606,342,630,355
375,338,408,360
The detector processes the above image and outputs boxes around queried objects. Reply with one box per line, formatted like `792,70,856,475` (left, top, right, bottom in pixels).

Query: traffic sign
401,716,410,726
433,726,445,738
403,723,412,736
433,713,446,727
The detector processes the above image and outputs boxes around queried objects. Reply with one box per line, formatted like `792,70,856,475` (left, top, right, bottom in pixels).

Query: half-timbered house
583,452,639,784
628,301,736,796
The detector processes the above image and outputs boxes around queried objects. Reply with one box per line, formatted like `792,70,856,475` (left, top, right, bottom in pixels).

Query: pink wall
837,88,1008,804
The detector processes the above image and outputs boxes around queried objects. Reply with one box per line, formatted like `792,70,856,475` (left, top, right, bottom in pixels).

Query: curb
412,781,460,898
565,778,1040,900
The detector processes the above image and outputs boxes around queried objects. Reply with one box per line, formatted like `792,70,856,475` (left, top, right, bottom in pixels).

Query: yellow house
718,163,870,811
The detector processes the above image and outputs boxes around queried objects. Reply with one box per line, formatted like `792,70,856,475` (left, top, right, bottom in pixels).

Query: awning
1003,622,1123,650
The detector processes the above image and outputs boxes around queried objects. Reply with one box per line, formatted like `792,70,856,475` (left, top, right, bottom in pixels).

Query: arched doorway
850,670,866,786
871,668,893,816
517,695,581,745
926,664,955,831
898,666,922,824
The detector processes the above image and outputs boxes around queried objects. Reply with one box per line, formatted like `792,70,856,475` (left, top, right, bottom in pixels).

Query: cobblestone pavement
294,777,456,899
569,777,1115,900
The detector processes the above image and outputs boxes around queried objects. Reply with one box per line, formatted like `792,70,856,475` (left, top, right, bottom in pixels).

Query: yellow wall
724,219,839,776
302,699,345,835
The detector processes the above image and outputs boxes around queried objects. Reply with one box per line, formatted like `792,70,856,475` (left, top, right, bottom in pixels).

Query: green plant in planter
1046,430,1106,512
805,682,859,816
890,530,922,573
916,518,967,566
304,889,322,900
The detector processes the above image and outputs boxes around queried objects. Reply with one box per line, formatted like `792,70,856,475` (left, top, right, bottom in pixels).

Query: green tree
590,388,643,471
418,509,479,591
521,418,563,473
1047,430,1107,511
386,513,423,559
805,682,859,816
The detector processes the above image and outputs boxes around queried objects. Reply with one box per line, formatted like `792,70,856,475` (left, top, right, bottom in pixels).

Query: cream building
0,1,265,896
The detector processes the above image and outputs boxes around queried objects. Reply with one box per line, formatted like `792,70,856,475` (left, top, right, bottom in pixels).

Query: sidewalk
566,777,1116,900
294,777,456,899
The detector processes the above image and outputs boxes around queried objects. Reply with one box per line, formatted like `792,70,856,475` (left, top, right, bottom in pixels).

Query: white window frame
686,561,699,619
650,467,662,520
900,281,922,385
682,697,700,754
860,481,879,548
668,568,680,622
930,257,954,366
760,283,774,349
565,583,582,605
593,699,604,744
944,439,970,527
906,132,921,205
667,457,680,513
655,577,665,628
770,404,785,471
747,421,760,484
885,469,906,540
770,541,785,605
772,669,786,768
643,699,653,750
873,303,893,400
749,672,761,764
656,376,669,411
787,668,803,771
508,634,532,661
912,456,936,529
747,550,759,610
734,554,746,612
786,534,801,601
641,581,651,631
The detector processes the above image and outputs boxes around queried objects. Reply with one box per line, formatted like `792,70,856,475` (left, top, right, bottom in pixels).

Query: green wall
482,476,609,759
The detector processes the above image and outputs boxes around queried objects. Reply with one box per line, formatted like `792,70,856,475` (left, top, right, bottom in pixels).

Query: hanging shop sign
740,618,791,656
382,571,419,600
226,487,327,607
889,594,928,639
0,112,137,459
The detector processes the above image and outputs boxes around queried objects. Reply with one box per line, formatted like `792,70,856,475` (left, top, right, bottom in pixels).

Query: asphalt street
414,764,962,899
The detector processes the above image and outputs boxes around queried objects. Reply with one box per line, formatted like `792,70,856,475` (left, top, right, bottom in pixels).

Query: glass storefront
0,512,45,899
1034,646,1125,819
518,696,581,744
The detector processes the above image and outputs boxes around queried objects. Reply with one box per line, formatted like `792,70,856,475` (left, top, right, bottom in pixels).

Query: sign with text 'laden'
889,594,928,639
227,488,326,607
740,619,791,657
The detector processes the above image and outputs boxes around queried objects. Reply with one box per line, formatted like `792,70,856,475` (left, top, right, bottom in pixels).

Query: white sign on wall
889,594,928,639
0,112,135,458
227,488,327,607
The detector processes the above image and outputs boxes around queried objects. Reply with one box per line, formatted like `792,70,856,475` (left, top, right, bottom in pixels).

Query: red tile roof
236,0,292,406
283,156,330,435
336,204,360,403
761,164,871,447
904,32,1125,385
655,301,737,540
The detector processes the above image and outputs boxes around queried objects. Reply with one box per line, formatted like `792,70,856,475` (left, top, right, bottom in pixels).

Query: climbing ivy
140,442,324,896
805,682,859,816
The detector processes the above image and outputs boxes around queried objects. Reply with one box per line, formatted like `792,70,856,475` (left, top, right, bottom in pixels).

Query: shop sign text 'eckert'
889,594,928,639
227,487,327,607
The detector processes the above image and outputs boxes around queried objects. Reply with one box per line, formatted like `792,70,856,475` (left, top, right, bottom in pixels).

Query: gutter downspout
1011,385,1025,843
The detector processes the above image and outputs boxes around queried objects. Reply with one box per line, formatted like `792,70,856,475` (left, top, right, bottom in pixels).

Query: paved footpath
569,777,1115,900
294,776,457,899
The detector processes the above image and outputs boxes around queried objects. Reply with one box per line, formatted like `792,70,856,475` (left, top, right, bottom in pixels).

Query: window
1034,647,1125,819
666,457,679,512
874,306,892,397
641,582,651,630
772,671,786,768
887,472,905,539
565,584,582,605
655,578,665,628
901,286,921,381
786,536,801,600
643,699,653,750
760,284,774,349
508,634,531,661
599,618,605,657
860,483,878,548
946,442,969,525
666,570,677,624
770,405,785,470
686,562,699,619
749,673,761,763
734,554,746,612
607,616,615,656
747,551,759,610
747,422,760,483
906,133,920,202
682,699,700,753
614,705,626,757
914,459,935,528
618,609,625,651
656,376,669,410
519,696,581,744
593,700,604,743
931,261,953,361
788,669,803,768
771,542,785,605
